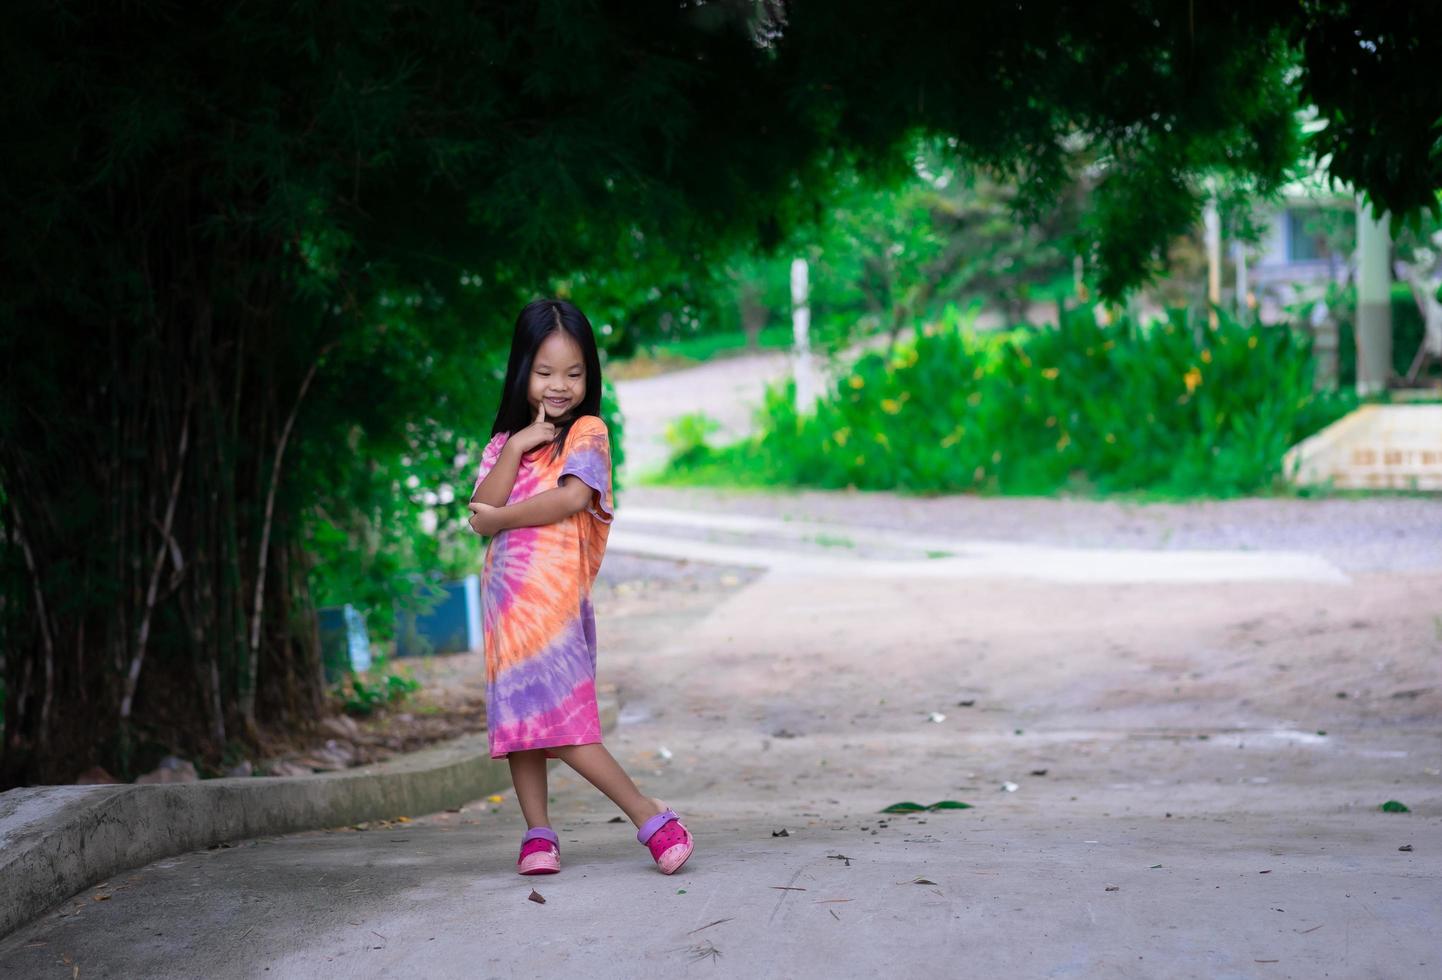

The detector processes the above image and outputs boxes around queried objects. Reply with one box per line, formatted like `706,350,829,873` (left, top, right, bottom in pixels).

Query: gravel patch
623,486,1442,573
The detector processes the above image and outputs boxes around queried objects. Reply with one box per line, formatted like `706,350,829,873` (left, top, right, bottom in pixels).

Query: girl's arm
471,404,555,508
468,477,591,535
471,440,525,508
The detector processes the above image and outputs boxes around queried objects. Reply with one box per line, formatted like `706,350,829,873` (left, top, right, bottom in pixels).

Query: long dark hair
490,299,604,458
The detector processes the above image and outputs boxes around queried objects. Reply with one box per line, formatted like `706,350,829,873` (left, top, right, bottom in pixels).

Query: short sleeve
472,432,509,496
558,416,614,523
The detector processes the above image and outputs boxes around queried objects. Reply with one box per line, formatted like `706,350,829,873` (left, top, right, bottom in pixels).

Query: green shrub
336,653,421,716
664,412,722,468
680,307,1355,498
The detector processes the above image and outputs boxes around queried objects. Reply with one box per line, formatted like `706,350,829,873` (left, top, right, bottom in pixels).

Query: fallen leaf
772,828,790,837
830,908,841,920
928,800,973,811
827,853,852,866
1379,800,1411,813
1105,886,1119,892
1149,864,1163,869
528,889,545,904
487,795,504,804
607,816,624,823
1399,844,1414,852
911,877,937,885
813,899,852,904
1030,769,1049,776
770,886,808,891
880,801,927,813
1259,869,1272,874
395,816,411,823
93,894,111,902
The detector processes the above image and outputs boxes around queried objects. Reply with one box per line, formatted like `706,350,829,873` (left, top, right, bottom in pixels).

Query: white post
1203,189,1222,327
1355,198,1393,396
790,257,817,413
1234,241,1249,320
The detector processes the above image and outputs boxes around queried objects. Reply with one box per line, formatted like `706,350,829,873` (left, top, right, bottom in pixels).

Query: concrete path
3,492,1440,978
614,350,791,477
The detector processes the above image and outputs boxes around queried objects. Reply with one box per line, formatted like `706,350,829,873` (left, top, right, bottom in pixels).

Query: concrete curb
0,699,616,940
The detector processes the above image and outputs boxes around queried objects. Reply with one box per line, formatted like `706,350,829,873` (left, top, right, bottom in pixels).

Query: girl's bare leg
507,750,550,829
548,743,667,828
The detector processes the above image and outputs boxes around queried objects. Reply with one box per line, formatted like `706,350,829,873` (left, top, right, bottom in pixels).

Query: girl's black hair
490,298,604,458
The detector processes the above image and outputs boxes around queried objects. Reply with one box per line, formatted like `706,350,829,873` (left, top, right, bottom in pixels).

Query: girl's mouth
544,397,571,409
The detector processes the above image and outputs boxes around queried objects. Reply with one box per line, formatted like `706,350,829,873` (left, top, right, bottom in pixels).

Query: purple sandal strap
636,809,679,844
522,826,559,847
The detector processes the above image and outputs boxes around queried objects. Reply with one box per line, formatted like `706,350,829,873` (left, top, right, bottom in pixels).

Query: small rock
266,760,314,778
293,755,343,772
75,766,121,785
224,761,254,779
319,715,363,741
772,828,790,837
136,756,198,784
325,739,356,763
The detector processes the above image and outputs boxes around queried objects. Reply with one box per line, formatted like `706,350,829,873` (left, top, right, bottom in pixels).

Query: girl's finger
535,401,546,425
468,502,485,513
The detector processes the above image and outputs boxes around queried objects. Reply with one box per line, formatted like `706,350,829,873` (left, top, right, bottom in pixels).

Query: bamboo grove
3,2,1439,785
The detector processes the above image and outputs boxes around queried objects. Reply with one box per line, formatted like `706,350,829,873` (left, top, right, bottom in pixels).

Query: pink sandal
517,827,561,875
636,807,694,875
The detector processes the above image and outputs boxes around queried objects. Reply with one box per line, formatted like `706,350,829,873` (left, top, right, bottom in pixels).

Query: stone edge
0,699,616,940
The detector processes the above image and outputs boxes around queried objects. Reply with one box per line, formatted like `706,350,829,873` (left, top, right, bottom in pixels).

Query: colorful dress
473,415,614,758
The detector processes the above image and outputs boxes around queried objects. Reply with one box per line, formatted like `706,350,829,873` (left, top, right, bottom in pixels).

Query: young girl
466,298,694,877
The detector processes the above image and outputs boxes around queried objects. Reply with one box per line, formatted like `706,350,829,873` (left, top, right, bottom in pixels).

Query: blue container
318,604,372,681
394,574,482,658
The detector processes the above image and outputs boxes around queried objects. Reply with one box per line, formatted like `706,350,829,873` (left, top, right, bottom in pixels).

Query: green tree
4,0,1440,786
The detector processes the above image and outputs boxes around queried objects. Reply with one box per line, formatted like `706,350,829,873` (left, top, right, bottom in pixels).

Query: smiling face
527,329,587,420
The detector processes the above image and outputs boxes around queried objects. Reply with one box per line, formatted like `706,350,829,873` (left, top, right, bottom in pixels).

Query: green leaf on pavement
1380,800,1411,813
880,800,974,813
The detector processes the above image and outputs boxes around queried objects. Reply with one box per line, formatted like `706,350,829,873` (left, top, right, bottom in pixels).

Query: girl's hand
508,403,556,455
468,501,505,536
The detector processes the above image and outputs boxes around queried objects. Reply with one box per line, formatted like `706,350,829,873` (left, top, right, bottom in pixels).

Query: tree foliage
2,1,1439,785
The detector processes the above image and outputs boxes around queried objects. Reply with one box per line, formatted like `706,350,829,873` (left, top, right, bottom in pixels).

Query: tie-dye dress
473,415,614,759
